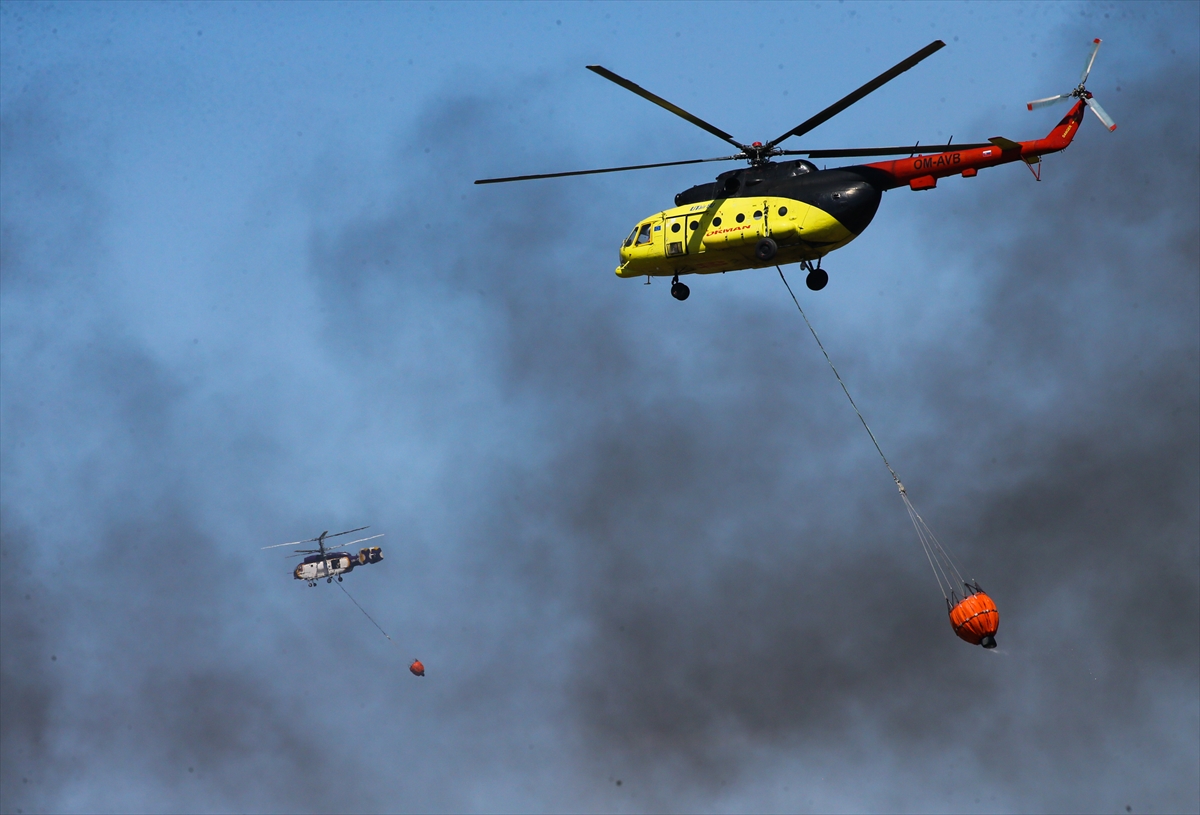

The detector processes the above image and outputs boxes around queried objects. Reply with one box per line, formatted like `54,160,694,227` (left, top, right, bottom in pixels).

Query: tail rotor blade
1027,93,1070,111
1080,38,1101,84
1085,96,1117,131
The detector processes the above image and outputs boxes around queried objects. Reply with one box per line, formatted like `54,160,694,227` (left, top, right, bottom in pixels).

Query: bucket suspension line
776,266,967,601
339,581,400,649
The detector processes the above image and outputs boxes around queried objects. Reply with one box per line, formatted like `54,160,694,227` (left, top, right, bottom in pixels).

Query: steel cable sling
777,266,966,601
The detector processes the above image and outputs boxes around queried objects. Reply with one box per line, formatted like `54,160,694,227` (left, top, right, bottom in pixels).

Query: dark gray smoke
2,21,1196,815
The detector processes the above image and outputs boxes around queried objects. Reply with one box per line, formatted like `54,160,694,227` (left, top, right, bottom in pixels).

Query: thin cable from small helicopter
339,582,426,677
336,582,424,676
777,266,999,648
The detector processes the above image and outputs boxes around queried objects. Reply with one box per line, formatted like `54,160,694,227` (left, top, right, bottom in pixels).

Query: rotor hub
744,141,783,166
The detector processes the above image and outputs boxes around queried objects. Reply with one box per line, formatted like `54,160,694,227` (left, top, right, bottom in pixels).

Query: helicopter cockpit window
636,223,653,245
624,226,638,247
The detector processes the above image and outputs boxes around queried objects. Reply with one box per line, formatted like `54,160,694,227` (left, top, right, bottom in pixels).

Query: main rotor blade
263,539,316,550
1085,96,1116,131
1027,93,1070,111
340,534,384,548
264,525,368,549
766,40,946,150
325,526,370,539
586,65,745,151
1080,38,1101,85
782,142,992,159
475,155,743,185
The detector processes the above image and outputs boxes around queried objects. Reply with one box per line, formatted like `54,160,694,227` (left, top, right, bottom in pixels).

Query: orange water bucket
410,660,425,677
949,592,999,648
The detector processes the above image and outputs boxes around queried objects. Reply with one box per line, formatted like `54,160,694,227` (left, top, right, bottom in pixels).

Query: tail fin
1024,99,1088,155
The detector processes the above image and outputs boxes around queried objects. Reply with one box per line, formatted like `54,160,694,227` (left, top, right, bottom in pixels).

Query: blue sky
2,2,1198,813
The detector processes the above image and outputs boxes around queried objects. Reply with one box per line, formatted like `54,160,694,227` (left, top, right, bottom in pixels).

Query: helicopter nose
823,179,882,235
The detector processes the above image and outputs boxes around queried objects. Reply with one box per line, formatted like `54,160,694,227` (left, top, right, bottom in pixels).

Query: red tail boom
861,100,1088,190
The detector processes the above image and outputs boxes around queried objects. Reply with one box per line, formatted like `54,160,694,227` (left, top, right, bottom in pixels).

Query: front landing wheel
805,269,828,291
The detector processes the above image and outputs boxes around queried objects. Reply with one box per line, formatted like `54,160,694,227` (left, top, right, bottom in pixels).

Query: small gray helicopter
262,526,384,587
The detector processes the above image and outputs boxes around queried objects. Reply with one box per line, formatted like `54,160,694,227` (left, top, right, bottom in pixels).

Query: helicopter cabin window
753,210,762,219
736,213,746,223
671,222,681,233
636,223,652,245
712,217,722,227
778,206,788,216
689,221,698,230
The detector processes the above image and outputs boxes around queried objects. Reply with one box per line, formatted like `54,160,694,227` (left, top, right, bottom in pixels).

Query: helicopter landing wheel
327,577,332,583
337,576,343,582
805,268,828,291
670,275,690,301
755,237,777,262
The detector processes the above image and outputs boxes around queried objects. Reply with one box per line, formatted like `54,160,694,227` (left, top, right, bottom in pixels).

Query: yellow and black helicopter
477,40,1114,300
262,526,384,587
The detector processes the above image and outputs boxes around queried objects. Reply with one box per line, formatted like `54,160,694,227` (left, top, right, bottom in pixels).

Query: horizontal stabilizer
988,136,1022,151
